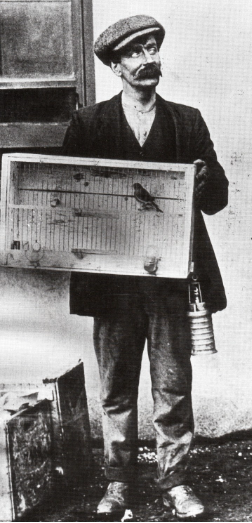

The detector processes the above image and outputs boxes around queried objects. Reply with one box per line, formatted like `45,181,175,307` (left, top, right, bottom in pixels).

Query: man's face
111,35,162,90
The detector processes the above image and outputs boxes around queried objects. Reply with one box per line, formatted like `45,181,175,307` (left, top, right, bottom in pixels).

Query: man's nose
142,49,154,63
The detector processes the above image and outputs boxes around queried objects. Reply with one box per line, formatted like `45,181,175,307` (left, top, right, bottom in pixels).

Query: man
63,15,228,519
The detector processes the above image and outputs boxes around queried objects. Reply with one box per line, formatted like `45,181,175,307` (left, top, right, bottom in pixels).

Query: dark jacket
63,93,228,316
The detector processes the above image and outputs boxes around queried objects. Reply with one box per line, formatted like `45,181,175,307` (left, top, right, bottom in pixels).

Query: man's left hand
193,159,210,207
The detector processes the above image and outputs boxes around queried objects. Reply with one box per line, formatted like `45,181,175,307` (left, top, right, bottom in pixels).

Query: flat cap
94,15,165,65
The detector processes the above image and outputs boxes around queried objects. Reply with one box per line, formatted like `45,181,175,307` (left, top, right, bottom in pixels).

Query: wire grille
3,157,194,277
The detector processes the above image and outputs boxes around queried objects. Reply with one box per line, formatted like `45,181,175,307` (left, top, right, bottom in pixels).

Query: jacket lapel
95,92,184,162
95,92,124,158
156,95,183,162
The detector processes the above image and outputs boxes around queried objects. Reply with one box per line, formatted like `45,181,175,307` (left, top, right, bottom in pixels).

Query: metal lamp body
187,304,217,355
187,277,217,356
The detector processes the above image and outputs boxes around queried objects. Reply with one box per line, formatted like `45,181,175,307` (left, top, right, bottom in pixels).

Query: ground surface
23,434,252,522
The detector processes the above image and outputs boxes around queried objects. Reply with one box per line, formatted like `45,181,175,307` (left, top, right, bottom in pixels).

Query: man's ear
110,61,122,77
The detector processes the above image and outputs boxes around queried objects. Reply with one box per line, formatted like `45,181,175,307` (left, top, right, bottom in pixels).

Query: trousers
93,278,194,491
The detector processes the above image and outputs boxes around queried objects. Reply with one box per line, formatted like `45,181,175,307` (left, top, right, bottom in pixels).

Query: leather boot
163,484,204,519
97,481,129,515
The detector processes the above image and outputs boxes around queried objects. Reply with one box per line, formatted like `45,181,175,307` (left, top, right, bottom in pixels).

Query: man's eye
125,44,158,58
129,47,142,57
148,46,158,55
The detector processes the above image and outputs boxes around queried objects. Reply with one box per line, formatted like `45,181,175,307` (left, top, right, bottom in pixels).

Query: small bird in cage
133,183,163,212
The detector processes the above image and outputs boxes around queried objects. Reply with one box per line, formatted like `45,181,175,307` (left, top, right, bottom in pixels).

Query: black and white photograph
0,1,251,521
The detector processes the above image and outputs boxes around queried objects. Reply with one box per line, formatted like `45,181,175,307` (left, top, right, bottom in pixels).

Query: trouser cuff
105,464,138,483
155,470,189,491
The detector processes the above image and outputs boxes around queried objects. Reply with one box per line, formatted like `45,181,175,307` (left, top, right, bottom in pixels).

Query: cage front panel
2,156,195,278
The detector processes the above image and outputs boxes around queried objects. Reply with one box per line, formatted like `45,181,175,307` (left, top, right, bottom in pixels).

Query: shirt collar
121,91,156,113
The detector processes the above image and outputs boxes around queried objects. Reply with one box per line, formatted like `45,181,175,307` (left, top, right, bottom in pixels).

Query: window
0,0,95,148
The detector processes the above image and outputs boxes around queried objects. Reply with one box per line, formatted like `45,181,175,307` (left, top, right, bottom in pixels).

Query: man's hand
193,159,210,207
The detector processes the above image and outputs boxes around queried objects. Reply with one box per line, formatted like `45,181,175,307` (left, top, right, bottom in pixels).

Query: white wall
1,0,252,439
93,0,252,160
92,0,252,437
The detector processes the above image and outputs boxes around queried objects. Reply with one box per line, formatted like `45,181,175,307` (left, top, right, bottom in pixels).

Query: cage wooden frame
0,153,196,278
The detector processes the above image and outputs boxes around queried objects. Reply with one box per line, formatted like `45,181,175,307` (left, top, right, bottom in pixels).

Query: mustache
134,63,162,79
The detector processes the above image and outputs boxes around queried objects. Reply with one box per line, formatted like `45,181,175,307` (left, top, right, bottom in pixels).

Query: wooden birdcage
0,153,195,278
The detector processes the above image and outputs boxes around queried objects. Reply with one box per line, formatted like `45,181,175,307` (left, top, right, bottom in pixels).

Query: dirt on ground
22,434,252,522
